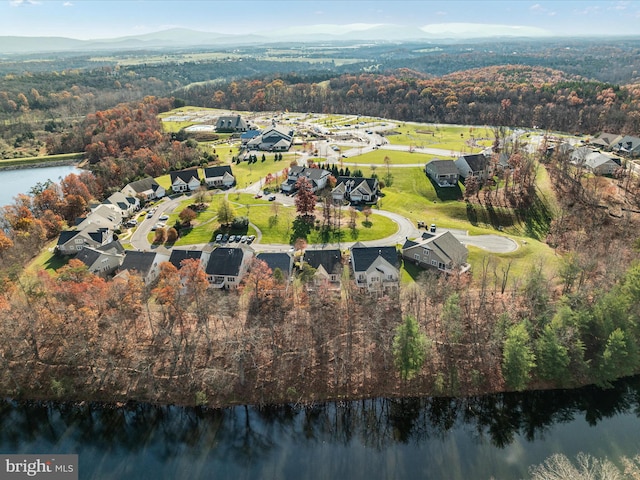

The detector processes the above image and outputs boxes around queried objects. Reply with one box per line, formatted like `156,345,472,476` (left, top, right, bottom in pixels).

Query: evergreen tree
502,322,536,391
393,315,430,381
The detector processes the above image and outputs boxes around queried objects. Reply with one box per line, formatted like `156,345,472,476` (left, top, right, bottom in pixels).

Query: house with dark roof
332,176,379,204
350,245,400,291
56,227,112,255
281,166,330,193
121,177,166,201
205,246,253,289
168,249,204,270
402,231,469,274
170,169,201,193
303,249,342,284
425,159,459,187
75,241,125,277
240,129,261,144
455,153,489,180
76,204,123,231
256,252,293,281
116,250,170,284
215,115,248,133
204,165,235,189
246,126,293,152
584,152,621,175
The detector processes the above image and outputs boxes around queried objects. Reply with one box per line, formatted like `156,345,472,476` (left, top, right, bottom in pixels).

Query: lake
0,164,83,206
2,377,640,479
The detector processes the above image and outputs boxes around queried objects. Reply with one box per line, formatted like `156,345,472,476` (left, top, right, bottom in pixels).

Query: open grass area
341,149,453,165
232,159,290,187
24,240,68,276
383,123,494,153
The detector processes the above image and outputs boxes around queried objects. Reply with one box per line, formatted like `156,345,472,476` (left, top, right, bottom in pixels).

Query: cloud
9,0,41,6
530,3,543,11
575,5,601,15
611,1,630,10
63,1,73,6
421,22,550,38
435,11,447,16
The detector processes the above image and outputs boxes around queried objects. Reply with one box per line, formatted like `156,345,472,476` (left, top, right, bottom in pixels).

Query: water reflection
1,377,640,479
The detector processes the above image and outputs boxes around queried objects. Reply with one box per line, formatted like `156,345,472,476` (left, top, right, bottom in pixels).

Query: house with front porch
170,169,201,193
425,159,459,187
122,177,166,201
56,227,112,255
332,176,379,204
455,153,489,180
204,165,235,189
302,249,342,284
281,166,330,193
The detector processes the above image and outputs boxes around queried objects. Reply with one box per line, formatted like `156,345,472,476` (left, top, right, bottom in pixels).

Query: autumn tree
153,227,167,244
294,176,316,219
179,207,196,226
166,227,179,243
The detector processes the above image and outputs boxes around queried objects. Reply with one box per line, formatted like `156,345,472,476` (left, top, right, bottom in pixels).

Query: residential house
585,152,621,175
425,159,459,187
205,246,253,289
76,204,123,231
281,166,330,193
590,132,623,150
116,250,169,284
332,176,379,204
402,230,469,273
168,249,205,270
246,126,293,151
56,227,112,255
121,177,166,201
204,165,235,189
240,129,261,144
350,244,400,291
455,153,489,180
75,241,125,277
103,191,139,217
256,252,293,281
613,136,640,157
170,169,201,193
303,249,342,284
215,115,248,133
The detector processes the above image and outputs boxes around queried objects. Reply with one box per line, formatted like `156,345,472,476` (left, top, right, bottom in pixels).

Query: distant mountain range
0,23,569,55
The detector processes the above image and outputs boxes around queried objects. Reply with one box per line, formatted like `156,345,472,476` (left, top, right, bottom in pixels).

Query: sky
1,0,639,39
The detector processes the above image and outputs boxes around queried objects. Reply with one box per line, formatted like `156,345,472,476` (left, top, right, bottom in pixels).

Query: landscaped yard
383,123,494,153
339,149,453,165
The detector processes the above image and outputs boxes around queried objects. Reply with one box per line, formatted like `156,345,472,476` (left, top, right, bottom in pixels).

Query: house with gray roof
75,241,125,277
122,177,166,201
350,245,400,291
56,227,112,255
302,249,342,284
332,176,379,204
170,169,201,193
425,159,459,187
613,136,640,157
402,230,469,274
455,153,489,180
116,250,169,284
256,252,293,281
205,246,253,289
281,166,330,193
204,165,235,189
590,132,623,150
168,249,205,270
246,126,293,152
215,115,248,133
584,152,621,175
104,191,139,216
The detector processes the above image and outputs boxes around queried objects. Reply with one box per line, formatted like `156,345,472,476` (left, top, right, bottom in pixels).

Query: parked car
228,235,236,242
268,195,276,201
151,222,166,231
254,193,262,199
222,234,229,242
417,221,425,228
240,235,247,243
158,214,169,221
430,224,437,233
247,235,256,244
215,233,222,242
146,212,154,219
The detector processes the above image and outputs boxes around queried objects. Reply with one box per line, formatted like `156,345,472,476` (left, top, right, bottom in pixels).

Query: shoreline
0,156,84,171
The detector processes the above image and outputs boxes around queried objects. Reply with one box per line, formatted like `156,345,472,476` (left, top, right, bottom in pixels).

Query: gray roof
125,177,161,194
459,154,487,172
120,251,157,276
427,159,458,175
256,252,293,276
169,249,203,269
170,169,200,184
57,230,80,245
204,165,234,178
351,246,400,272
206,247,245,276
304,249,341,273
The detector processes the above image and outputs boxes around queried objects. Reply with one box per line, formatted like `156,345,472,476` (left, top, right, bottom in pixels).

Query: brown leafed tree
294,176,316,218
179,207,196,226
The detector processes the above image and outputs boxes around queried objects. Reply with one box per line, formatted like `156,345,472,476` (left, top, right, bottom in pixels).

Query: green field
340,150,453,165
383,124,493,153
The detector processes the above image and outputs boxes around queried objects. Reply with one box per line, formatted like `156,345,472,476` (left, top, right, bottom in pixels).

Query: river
0,164,83,207
2,377,640,479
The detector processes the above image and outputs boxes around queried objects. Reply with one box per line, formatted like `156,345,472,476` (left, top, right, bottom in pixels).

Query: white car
158,214,169,221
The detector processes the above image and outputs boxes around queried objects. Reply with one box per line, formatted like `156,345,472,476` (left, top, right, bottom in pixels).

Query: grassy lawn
232,159,290,187
24,240,68,276
340,149,453,165
383,124,495,153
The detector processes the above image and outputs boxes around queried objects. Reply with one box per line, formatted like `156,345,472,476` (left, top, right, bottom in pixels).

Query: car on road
158,214,169,221
268,195,276,201
215,233,222,242
430,224,437,233
222,234,229,242
254,193,262,199
151,222,166,231
147,212,154,219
